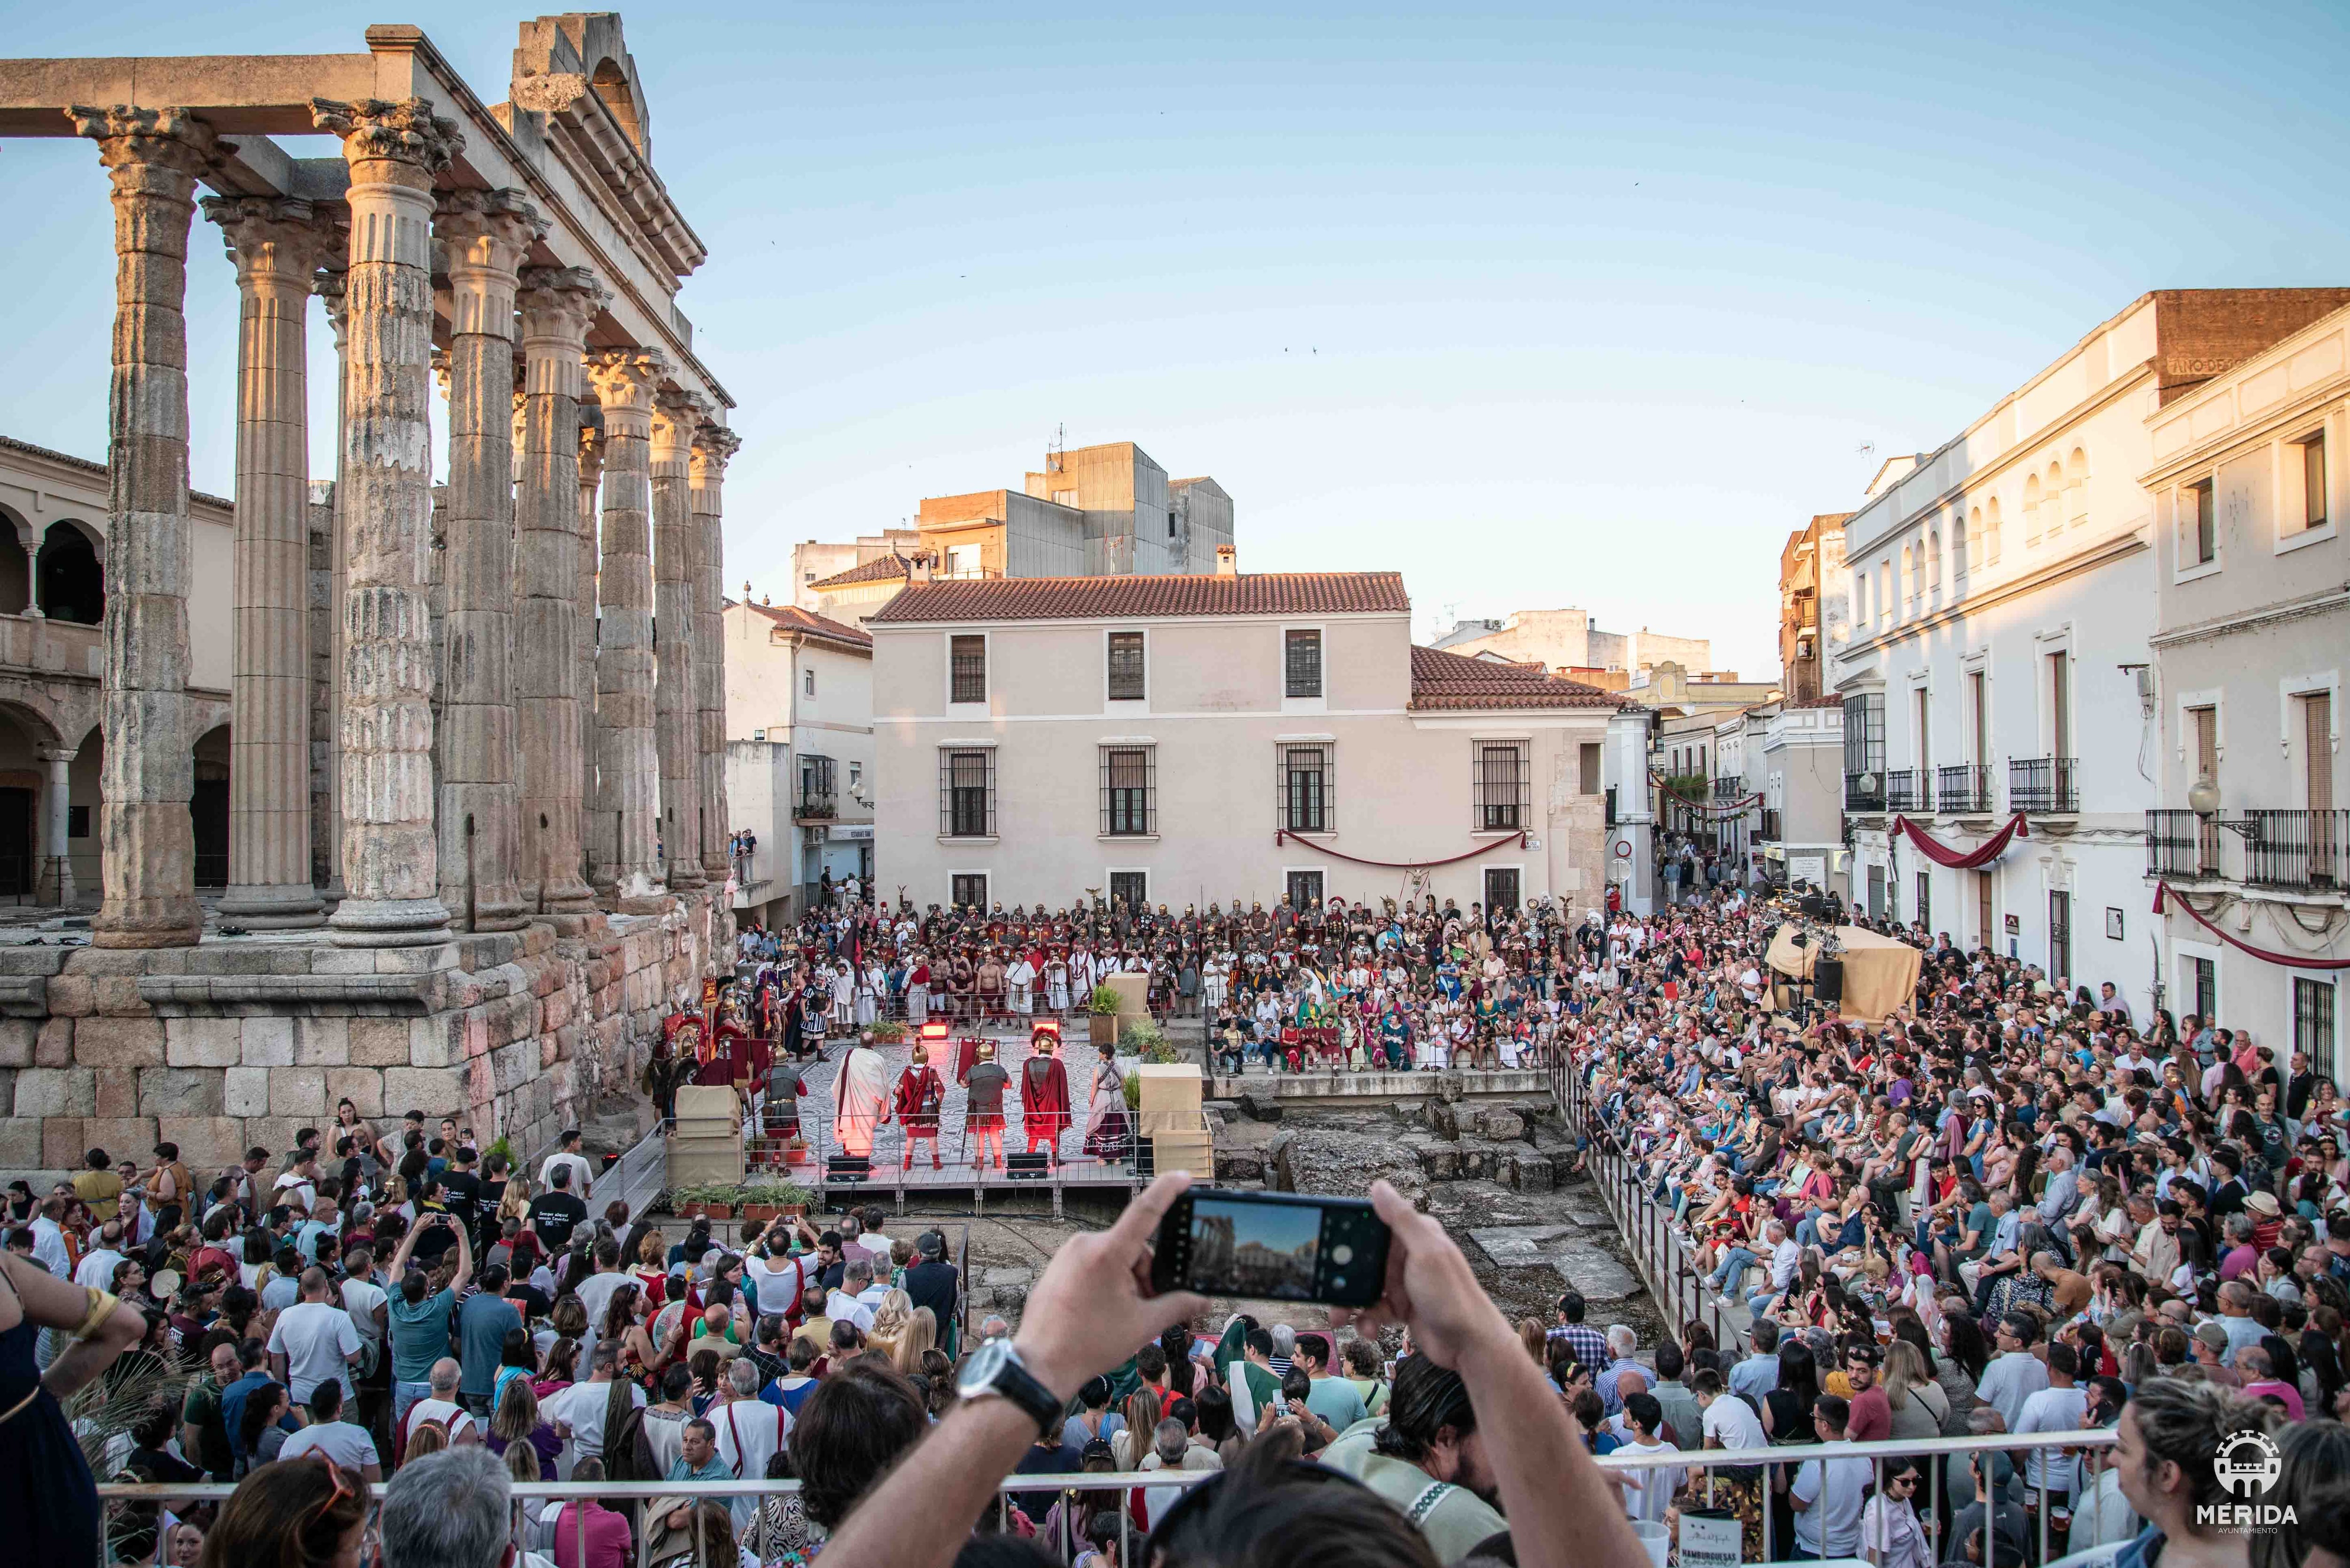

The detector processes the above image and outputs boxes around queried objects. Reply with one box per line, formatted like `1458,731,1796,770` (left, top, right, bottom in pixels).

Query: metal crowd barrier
98,1428,2120,1567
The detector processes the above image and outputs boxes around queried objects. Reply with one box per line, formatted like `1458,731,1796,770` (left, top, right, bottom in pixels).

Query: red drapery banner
1890,812,2029,869
1272,829,1528,870
2153,882,2350,971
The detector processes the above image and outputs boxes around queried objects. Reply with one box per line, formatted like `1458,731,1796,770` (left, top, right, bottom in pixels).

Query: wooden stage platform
799,1152,1142,1217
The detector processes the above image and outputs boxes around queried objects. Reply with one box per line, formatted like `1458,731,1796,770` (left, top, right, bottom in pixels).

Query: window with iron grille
1473,742,1528,830
1286,870,1324,908
1106,632,1146,701
1110,870,1149,910
2295,977,2337,1086
1100,746,1155,835
949,634,987,705
951,872,988,909
1284,630,1323,698
1279,743,1332,832
940,749,994,838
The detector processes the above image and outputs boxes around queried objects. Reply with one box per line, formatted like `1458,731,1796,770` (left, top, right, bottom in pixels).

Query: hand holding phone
1149,1188,1391,1309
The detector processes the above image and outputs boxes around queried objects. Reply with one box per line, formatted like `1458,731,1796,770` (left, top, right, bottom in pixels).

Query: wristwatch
956,1339,1064,1436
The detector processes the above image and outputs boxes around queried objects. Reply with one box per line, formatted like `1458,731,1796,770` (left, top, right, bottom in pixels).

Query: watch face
958,1337,1009,1397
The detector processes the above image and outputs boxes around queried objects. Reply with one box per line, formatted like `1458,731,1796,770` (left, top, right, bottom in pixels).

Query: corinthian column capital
690,423,743,483
585,348,671,428
69,104,224,194
310,97,462,179
650,390,705,468
436,189,544,336
203,196,343,291
578,419,606,486
517,266,607,402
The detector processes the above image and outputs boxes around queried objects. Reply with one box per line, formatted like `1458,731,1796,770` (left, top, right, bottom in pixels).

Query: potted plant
673,1182,736,1220
870,1020,908,1043
740,1179,816,1223
1120,1018,1181,1062
1088,984,1122,1045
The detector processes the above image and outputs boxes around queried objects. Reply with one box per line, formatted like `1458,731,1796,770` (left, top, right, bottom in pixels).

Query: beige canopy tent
1764,923,1921,1025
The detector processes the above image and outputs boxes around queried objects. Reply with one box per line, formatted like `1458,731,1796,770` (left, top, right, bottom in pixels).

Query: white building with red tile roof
723,593,876,925
868,558,1646,915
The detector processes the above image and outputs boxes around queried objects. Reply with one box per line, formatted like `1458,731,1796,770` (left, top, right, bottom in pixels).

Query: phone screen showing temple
1186,1197,1325,1301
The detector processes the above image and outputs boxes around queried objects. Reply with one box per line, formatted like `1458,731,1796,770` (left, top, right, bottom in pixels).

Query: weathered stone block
1508,1152,1555,1194
0,1020,34,1068
35,1017,72,1067
164,1017,242,1069
376,943,456,975
1214,1149,1265,1182
324,1068,383,1119
0,1117,41,1169
1475,1108,1526,1142
1429,1101,1462,1141
383,1065,467,1116
155,1116,243,1170
44,975,94,1017
82,1118,157,1157
311,947,376,976
294,1018,350,1067
42,1118,88,1170
269,1067,327,1117
241,1017,295,1067
73,1016,165,1069
223,1066,270,1118
92,976,150,1016
15,1066,95,1118
140,1068,225,1118
94,1066,140,1118
350,1018,408,1067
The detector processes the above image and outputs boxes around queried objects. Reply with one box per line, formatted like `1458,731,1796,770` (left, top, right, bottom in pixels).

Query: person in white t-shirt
1616,1392,1684,1524
538,1130,595,1204
709,1359,791,1528
824,1258,879,1333
401,1359,479,1456
549,1342,645,1462
267,1268,362,1402
1694,1370,1767,1452
272,1151,321,1214
572,1238,630,1362
338,1248,389,1379
1789,1396,1870,1557
277,1380,382,1482
743,1226,818,1321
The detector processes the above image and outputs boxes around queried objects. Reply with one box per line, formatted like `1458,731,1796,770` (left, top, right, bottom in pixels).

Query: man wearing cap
2186,1321,2242,1386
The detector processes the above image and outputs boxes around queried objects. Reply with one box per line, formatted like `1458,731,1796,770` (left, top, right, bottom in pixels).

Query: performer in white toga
831,1030,892,1158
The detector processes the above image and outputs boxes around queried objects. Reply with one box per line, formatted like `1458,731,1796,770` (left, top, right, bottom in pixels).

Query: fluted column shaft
314,97,460,946
74,105,214,949
37,748,76,906
208,196,337,928
517,267,604,915
691,426,741,885
434,191,540,932
575,422,603,891
314,269,350,905
587,350,667,904
651,392,702,889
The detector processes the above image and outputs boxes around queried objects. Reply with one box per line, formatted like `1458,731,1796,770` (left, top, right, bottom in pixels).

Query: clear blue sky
4,2,2346,678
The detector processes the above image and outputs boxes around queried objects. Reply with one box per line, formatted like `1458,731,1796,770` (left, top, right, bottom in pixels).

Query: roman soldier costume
890,1044,947,1170
1020,1022,1073,1163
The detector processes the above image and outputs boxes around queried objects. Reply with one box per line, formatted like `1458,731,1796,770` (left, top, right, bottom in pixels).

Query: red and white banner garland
2152,881,2350,971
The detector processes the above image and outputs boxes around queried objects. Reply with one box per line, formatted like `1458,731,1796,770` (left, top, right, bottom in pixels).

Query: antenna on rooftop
1049,422,1065,473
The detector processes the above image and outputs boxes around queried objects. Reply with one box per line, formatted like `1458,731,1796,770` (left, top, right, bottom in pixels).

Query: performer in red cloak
1019,1021,1073,1165
889,1042,947,1171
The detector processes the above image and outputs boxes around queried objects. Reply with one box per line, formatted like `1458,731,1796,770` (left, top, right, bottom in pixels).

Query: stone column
313,266,350,906
515,266,605,916
434,190,540,933
37,748,76,905
71,105,217,950
574,417,603,893
312,97,461,947
206,196,338,929
585,349,668,905
651,391,703,889
691,424,742,887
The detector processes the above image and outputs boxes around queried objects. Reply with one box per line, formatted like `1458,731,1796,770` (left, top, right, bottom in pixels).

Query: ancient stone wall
0,889,727,1184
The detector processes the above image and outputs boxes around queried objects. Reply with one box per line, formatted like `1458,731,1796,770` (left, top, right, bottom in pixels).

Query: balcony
2243,810,2348,892
1937,764,1993,814
2146,810,2221,879
1884,769,1921,812
795,754,838,821
1712,775,1747,804
1845,771,1885,813
1760,808,1784,843
2010,757,2078,814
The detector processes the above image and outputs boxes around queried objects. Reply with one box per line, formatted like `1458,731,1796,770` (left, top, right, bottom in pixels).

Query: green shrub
869,1020,908,1043
1088,984,1123,1016
740,1179,815,1209
1123,1072,1142,1111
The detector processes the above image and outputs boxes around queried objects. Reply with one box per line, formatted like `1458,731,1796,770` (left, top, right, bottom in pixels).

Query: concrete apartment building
867,562,1633,916
722,597,875,927
802,440,1237,630
2140,303,2349,1075
1832,289,2350,1008
1432,607,1710,679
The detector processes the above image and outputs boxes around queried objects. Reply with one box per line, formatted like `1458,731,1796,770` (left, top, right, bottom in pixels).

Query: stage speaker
1811,959,1845,1007
1004,1152,1053,1182
826,1155,872,1185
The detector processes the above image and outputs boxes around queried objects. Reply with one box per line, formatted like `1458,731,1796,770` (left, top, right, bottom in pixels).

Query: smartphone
1149,1187,1391,1309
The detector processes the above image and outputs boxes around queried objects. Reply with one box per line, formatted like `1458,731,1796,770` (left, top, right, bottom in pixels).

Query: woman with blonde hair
1880,1338,1948,1441
894,1305,938,1375
1110,1386,1164,1470
866,1288,916,1366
